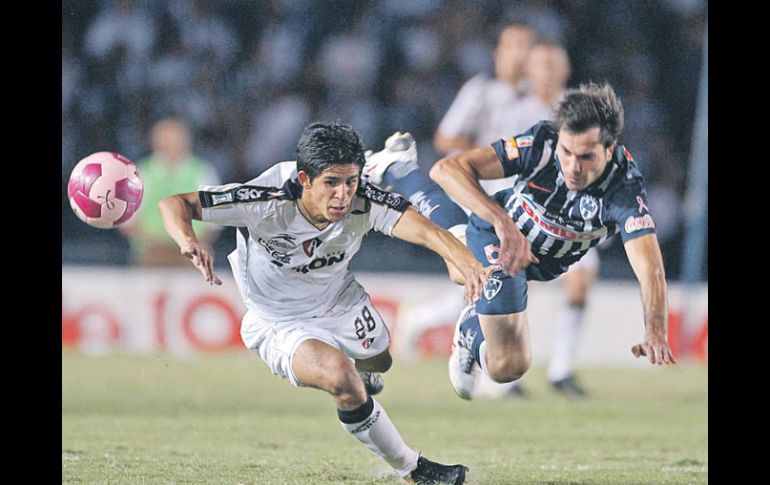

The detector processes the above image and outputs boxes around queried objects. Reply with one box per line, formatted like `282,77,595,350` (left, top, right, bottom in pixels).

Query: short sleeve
354,182,411,236
604,179,657,243
490,121,556,178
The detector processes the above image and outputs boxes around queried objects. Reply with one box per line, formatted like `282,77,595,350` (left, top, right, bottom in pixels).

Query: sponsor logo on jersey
484,244,505,264
292,251,346,274
236,187,264,201
504,137,520,160
519,196,602,241
636,195,649,214
527,181,552,193
515,135,534,148
624,214,655,233
579,195,599,220
484,273,503,301
302,237,321,257
362,337,375,349
362,184,410,211
258,234,297,265
211,193,233,205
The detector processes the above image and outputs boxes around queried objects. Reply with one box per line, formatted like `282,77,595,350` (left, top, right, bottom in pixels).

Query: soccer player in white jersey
432,30,597,398
158,122,492,484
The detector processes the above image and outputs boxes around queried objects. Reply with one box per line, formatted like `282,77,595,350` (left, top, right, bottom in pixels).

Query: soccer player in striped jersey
364,83,675,400
158,122,490,484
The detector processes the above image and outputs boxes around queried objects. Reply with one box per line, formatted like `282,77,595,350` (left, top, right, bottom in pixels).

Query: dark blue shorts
466,214,567,315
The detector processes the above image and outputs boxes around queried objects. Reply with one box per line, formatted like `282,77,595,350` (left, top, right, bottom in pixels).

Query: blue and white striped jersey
475,121,656,279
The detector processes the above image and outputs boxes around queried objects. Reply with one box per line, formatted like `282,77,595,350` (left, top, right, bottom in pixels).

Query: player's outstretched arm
391,209,496,304
624,234,675,365
158,192,222,286
429,146,538,275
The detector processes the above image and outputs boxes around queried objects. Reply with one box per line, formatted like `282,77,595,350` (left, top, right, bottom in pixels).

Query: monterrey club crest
484,273,503,301
579,195,599,220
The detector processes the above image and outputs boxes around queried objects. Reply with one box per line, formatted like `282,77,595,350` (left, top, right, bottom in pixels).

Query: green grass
62,351,707,484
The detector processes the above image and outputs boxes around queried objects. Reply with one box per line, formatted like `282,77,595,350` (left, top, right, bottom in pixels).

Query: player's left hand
181,242,223,286
631,333,676,365
461,262,499,305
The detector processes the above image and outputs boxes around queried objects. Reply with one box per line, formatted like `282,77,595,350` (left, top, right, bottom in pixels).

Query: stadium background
62,0,707,280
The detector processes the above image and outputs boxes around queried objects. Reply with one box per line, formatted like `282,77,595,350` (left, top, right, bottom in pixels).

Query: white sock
475,340,521,397
547,305,584,381
339,398,419,477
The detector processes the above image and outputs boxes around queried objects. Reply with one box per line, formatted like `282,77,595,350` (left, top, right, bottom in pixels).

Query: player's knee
329,365,368,408
376,353,393,373
487,354,531,383
358,352,392,373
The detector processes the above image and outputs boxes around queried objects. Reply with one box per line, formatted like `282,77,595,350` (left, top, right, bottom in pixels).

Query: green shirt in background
129,153,220,250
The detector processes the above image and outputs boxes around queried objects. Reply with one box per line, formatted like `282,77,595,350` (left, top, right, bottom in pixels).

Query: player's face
494,26,535,83
525,45,571,93
301,164,360,223
555,127,614,191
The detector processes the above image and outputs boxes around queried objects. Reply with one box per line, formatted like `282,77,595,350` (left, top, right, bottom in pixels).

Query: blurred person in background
120,117,221,266
431,26,592,398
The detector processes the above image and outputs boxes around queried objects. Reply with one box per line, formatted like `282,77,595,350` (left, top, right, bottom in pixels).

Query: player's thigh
561,250,599,300
478,311,532,362
240,311,347,388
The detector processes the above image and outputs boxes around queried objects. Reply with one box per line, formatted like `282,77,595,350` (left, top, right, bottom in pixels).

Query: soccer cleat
550,374,588,398
447,305,480,400
405,455,468,485
359,371,384,396
363,131,419,188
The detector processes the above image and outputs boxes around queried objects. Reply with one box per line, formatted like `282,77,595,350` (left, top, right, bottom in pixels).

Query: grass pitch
62,351,707,484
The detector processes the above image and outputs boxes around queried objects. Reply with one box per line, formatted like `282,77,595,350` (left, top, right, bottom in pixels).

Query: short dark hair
555,82,624,147
296,122,366,181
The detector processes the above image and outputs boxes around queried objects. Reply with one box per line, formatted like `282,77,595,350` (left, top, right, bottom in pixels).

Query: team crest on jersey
579,195,599,220
504,137,520,160
302,237,322,257
515,135,534,148
484,273,503,301
362,337,375,349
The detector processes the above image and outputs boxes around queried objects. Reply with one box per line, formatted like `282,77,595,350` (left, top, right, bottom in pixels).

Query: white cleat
448,305,480,400
363,131,418,187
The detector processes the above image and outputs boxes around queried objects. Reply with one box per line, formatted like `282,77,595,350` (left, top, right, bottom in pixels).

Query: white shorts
240,285,390,387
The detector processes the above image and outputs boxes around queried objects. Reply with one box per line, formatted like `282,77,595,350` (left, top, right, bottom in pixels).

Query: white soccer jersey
437,73,556,195
199,161,410,324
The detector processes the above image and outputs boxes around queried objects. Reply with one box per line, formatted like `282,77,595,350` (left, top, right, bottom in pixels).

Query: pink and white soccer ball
68,152,144,229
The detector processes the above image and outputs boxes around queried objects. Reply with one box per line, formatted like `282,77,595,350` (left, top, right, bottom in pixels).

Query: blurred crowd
62,0,707,279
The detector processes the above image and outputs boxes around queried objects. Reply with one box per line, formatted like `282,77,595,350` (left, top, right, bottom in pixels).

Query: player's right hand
493,216,538,276
181,242,222,286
